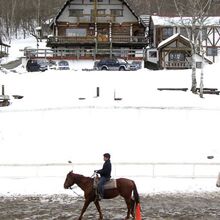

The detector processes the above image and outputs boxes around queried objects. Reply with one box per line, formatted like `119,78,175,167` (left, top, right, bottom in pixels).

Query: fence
0,162,219,179
20,48,145,60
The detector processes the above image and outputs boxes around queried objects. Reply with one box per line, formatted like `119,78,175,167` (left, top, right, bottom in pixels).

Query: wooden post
2,85,4,95
114,89,122,101
96,87,99,97
94,87,100,98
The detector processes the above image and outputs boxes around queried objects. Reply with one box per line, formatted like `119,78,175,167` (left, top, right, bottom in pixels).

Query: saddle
93,177,117,190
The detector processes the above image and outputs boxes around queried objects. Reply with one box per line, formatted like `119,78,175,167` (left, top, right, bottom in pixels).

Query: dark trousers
98,176,109,198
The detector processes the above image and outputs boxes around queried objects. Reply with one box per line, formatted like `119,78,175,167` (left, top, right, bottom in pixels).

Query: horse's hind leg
94,200,103,219
130,199,135,217
124,198,132,219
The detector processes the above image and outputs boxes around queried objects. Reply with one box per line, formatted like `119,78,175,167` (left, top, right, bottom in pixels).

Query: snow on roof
152,16,220,27
157,33,188,49
35,27,42,31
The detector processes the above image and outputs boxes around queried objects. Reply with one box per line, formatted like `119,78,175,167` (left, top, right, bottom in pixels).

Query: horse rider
94,153,112,200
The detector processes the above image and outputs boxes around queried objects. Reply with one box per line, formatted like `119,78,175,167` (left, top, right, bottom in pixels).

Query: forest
0,0,219,41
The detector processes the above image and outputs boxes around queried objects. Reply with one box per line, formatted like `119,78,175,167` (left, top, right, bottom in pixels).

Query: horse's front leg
78,199,91,220
94,200,103,219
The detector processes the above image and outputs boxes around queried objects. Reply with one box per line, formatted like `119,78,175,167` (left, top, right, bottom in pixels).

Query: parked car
48,60,57,70
95,58,131,71
130,61,142,70
57,60,70,70
26,59,48,72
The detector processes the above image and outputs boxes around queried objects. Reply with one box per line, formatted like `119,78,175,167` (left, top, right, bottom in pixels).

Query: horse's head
64,170,75,189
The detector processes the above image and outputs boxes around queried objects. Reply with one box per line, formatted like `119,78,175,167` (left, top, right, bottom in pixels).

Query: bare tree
0,0,66,41
174,0,213,95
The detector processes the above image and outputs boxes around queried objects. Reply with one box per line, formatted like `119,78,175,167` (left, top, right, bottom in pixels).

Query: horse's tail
132,181,142,220
132,181,140,204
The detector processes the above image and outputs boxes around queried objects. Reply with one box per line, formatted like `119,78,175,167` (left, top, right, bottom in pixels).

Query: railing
48,36,95,44
0,162,219,179
165,61,192,69
75,14,116,23
21,48,145,60
0,51,8,58
47,35,147,45
111,35,146,43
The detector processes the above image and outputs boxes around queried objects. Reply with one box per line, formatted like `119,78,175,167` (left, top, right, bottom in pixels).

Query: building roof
157,33,189,49
151,15,220,27
51,0,145,27
0,41,10,47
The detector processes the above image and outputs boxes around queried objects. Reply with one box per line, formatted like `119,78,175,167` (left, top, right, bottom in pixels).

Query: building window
162,27,173,40
91,9,106,16
97,9,105,16
169,51,185,61
66,28,87,37
206,47,218,56
180,28,188,38
149,51,157,58
69,9,83,17
110,9,123,17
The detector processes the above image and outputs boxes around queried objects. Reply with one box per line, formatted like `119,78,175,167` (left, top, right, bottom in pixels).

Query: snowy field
1,36,220,195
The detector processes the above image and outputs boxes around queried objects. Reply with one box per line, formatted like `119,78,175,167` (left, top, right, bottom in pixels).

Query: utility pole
37,0,41,27
94,0,98,55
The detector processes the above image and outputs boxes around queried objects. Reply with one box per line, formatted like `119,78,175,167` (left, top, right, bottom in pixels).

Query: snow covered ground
1,36,220,195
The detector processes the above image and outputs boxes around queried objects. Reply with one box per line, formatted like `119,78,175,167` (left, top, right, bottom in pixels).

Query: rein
69,185,81,197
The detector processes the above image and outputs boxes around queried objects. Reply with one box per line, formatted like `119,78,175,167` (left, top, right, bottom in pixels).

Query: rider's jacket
97,159,111,178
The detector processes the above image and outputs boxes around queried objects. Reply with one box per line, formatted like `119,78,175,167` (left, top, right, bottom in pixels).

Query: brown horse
64,171,141,220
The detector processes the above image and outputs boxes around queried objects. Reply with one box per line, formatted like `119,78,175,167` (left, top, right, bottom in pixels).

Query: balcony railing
0,51,8,58
47,36,95,44
47,35,147,45
165,61,192,69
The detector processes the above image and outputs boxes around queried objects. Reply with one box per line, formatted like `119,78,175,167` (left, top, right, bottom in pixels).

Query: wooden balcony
0,44,10,58
21,48,145,60
165,61,192,69
47,35,147,47
47,36,95,46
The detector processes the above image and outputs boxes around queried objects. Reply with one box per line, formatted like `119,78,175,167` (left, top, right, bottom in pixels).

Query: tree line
0,0,219,42
0,0,66,41
0,0,187,41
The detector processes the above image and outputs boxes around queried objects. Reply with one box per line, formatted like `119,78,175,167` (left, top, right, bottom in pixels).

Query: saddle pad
104,179,117,189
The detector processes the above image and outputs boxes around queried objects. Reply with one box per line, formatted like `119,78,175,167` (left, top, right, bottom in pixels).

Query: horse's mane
70,172,93,181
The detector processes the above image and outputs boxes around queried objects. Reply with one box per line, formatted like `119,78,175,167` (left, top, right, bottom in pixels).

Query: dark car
57,60,70,70
26,59,48,72
95,58,131,71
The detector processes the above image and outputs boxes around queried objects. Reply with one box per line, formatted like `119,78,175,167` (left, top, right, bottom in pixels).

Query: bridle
68,172,97,197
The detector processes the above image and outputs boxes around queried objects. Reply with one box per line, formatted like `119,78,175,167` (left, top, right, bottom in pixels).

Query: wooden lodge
0,38,10,58
46,0,147,59
146,16,220,69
